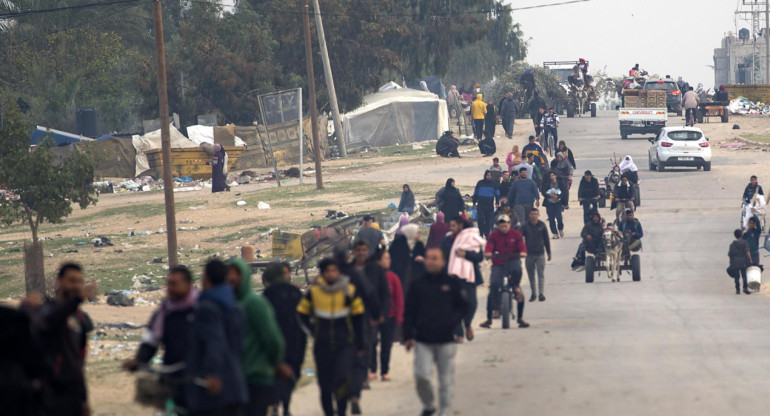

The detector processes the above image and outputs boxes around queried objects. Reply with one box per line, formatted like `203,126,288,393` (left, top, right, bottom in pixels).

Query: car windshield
667,130,703,141
645,82,677,91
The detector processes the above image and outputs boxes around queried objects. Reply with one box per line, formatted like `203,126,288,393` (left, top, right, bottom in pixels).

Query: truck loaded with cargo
618,82,668,140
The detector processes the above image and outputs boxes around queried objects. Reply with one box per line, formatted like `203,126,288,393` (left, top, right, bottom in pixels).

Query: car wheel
648,157,656,170
621,132,628,140
657,158,665,172
703,161,711,171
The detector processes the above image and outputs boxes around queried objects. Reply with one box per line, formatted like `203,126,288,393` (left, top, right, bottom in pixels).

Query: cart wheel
585,256,595,283
567,104,575,118
631,254,641,281
501,291,512,329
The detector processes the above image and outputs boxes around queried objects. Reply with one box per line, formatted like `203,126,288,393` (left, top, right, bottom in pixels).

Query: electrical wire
0,0,146,19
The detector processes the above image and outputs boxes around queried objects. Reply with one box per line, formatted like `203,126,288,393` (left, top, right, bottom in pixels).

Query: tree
0,103,98,294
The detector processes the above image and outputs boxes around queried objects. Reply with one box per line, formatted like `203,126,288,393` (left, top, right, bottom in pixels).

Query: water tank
76,106,98,138
739,28,750,41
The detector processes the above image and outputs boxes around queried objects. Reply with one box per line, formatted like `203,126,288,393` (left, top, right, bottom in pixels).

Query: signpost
258,88,304,187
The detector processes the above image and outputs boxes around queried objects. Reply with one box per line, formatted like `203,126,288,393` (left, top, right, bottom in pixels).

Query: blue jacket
185,286,248,412
507,179,540,206
473,172,500,206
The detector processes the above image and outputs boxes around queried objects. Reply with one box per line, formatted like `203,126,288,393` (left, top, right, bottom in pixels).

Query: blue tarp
30,126,91,146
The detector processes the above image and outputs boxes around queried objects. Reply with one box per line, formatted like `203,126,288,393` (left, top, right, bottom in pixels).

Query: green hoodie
227,258,285,386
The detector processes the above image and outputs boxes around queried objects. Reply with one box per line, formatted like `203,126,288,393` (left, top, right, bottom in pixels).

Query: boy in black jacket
404,248,468,416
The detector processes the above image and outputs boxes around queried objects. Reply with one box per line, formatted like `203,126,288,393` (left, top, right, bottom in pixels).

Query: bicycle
543,129,557,157
500,275,516,329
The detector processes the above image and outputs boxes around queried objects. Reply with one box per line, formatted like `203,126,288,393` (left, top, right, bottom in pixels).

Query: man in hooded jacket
471,94,487,140
226,258,286,416
473,170,500,238
500,93,518,138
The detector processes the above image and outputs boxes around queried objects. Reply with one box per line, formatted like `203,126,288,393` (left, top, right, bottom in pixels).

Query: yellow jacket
471,95,487,120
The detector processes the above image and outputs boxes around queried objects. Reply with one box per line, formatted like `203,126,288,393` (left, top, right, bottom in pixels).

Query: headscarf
445,177,456,190
396,214,410,234
400,224,420,250
150,287,198,341
450,85,457,91
619,155,638,173
436,211,445,223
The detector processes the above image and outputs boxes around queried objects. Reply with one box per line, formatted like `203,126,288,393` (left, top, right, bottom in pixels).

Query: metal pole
311,0,346,157
303,2,324,189
298,88,304,185
766,0,769,83
152,0,178,267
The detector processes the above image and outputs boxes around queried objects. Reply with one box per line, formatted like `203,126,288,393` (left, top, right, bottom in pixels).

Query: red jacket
385,271,404,326
485,229,527,266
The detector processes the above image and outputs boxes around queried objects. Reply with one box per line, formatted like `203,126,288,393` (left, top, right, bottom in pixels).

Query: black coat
500,97,518,118
440,187,466,222
389,235,426,299
403,270,469,344
342,261,391,321
263,282,307,370
578,177,601,200
137,305,195,373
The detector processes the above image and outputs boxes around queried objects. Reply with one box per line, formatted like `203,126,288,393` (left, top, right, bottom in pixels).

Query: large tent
342,89,449,148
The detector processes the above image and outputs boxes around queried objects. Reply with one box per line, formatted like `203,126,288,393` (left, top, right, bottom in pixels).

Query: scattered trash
733,124,740,129
173,176,194,183
325,210,348,219
285,167,301,178
257,201,271,210
189,205,207,211
92,237,113,247
728,96,770,115
65,249,79,253
152,257,163,263
236,200,247,206
106,293,134,307
387,201,397,208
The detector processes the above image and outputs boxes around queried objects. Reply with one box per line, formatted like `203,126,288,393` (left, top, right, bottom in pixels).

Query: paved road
292,111,770,416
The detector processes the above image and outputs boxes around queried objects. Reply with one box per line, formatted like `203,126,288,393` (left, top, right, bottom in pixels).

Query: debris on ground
106,293,134,307
728,96,770,115
258,201,271,210
236,200,247,206
92,236,114,247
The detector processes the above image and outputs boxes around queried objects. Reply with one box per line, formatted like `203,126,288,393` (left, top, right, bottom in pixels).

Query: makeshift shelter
342,89,449,148
47,136,137,179
30,126,93,146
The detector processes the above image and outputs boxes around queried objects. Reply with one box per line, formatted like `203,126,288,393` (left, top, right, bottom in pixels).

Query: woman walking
444,217,484,342
389,223,426,299
506,145,522,175
438,178,466,222
369,250,404,381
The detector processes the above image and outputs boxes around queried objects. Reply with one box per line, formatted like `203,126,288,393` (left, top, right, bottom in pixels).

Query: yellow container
145,147,244,180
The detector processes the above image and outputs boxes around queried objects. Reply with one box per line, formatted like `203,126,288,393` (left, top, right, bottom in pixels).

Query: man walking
500,92,518,139
473,170,500,238
578,170,601,224
480,215,529,329
471,94,487,140
404,247,469,416
521,209,551,302
507,167,540,227
356,216,386,259
728,229,752,295
34,263,96,416
186,260,249,416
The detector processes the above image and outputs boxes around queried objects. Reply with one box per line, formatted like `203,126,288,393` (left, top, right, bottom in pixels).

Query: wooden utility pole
152,0,178,267
311,0,346,157
303,2,324,189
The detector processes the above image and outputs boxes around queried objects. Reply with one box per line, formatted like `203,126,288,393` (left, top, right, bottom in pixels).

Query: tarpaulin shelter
408,76,446,99
341,89,449,148
30,126,93,146
48,136,137,178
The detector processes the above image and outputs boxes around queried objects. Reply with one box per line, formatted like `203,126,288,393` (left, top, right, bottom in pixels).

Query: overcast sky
507,0,743,87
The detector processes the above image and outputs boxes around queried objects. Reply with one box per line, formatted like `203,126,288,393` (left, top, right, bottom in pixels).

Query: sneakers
539,294,546,302
559,230,564,238
743,288,751,295
479,320,492,328
518,320,530,328
351,400,362,415
529,294,537,302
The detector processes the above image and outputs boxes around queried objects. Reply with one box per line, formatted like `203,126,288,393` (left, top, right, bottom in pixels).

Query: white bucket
747,266,762,292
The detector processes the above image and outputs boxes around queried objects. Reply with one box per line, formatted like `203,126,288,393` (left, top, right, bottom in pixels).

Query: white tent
131,125,198,177
342,89,449,148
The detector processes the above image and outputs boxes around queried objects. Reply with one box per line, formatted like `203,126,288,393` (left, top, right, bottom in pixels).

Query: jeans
487,260,522,320
314,343,355,416
513,204,532,228
582,199,599,224
615,201,635,223
477,204,494,238
751,251,760,266
454,281,477,338
545,202,563,234
473,119,484,139
414,342,457,415
734,267,748,292
525,254,546,297
369,317,397,376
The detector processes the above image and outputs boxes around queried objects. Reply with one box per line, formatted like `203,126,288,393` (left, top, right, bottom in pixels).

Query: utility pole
303,2,324,189
766,0,769,83
152,0,178,267
311,0,346,157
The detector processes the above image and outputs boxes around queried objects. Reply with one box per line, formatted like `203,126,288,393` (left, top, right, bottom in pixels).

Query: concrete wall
714,35,770,87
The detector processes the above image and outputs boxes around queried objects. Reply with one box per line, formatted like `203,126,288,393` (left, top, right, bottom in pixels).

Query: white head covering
619,155,638,173
400,224,420,250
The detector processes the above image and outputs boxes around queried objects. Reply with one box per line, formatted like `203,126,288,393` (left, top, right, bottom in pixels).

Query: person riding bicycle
520,67,536,101
612,174,636,223
571,211,605,269
683,86,699,126
540,108,559,151
743,175,764,204
532,106,545,138
616,208,643,255
481,215,529,329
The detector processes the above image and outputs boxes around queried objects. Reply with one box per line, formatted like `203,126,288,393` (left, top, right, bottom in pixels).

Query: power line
0,0,146,19
510,0,590,12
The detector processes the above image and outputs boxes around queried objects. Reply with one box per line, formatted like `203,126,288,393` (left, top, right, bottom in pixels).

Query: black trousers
685,108,696,125
473,119,484,139
546,203,564,234
350,318,373,398
315,343,355,416
369,317,397,376
582,200,598,224
454,281,478,337
477,203,494,238
734,267,748,292
246,383,273,416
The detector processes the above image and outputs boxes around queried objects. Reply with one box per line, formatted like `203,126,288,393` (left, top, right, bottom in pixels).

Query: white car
648,126,712,172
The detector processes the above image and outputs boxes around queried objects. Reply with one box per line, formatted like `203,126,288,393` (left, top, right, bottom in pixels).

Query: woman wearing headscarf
398,184,415,215
211,144,228,193
443,216,484,342
395,214,410,235
438,178,465,222
619,155,639,185
506,145,522,175
484,100,497,139
557,141,576,169
388,223,425,300
426,212,451,249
